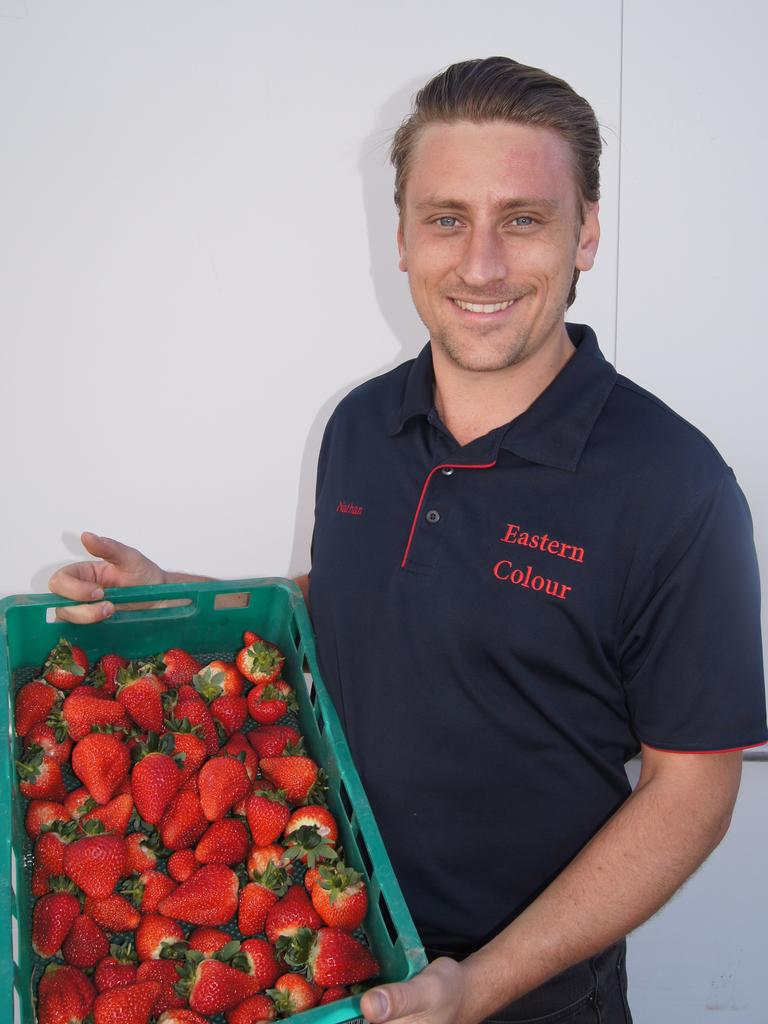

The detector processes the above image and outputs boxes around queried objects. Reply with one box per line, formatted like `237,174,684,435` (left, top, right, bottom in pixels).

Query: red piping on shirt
400,460,497,569
642,740,767,755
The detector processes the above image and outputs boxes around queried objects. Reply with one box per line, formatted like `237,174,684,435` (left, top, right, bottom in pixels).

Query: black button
426,510,440,524
441,467,454,476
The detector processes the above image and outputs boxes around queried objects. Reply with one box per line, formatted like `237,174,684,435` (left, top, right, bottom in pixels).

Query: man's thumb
81,531,133,566
361,980,422,1023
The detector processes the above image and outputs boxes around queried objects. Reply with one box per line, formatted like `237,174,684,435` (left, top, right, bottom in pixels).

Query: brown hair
391,57,602,305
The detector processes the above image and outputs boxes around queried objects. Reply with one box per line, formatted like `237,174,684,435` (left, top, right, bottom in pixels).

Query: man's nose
455,226,506,288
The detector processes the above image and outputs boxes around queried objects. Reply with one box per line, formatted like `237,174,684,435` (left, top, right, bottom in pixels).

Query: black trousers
425,940,632,1024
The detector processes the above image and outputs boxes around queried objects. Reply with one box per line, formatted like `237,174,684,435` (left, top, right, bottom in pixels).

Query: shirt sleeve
619,468,767,751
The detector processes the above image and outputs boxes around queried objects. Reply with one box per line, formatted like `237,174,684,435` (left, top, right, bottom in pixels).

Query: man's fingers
54,602,114,625
48,563,103,603
80,531,142,569
361,976,432,1023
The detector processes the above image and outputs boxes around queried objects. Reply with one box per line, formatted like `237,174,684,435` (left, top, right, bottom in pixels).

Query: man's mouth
452,298,516,313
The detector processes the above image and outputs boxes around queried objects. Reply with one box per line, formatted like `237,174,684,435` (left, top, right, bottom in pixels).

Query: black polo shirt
309,324,767,953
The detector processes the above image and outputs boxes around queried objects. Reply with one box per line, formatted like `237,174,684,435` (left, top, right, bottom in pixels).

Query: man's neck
431,325,576,447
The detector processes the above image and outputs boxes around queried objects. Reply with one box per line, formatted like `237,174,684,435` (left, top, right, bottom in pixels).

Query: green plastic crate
0,578,427,1024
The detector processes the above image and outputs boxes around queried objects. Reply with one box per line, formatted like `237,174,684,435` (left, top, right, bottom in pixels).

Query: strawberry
303,866,321,892
14,678,60,737
156,1011,210,1024
32,822,77,896
82,792,135,836
198,754,251,820
171,698,219,755
283,811,338,867
62,913,110,968
157,648,202,687
71,732,130,804
310,860,368,931
117,665,166,732
94,942,139,992
223,731,259,779
193,661,244,700
53,688,127,742
25,798,70,839
124,830,163,873
91,653,129,696
16,744,67,801
166,847,198,882
265,884,322,945
239,937,281,989
247,725,301,759
282,927,379,986
136,959,186,1014
63,830,126,898
176,954,262,1016
164,718,208,783
259,756,321,805
65,786,97,820
93,980,162,1024
245,787,291,847
33,879,82,957
25,721,73,764
131,735,182,825
235,638,285,686
122,870,177,913
320,985,350,1004
134,913,186,962
159,789,209,851
86,892,142,932
195,818,250,865
37,962,95,1024
226,993,277,1024
238,883,282,937
188,926,233,956
43,639,89,690
158,863,239,926
247,680,296,725
285,805,338,844
246,843,287,879
267,972,321,1015
211,694,248,737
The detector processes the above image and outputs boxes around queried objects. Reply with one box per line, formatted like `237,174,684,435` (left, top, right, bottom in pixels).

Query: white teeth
454,299,515,313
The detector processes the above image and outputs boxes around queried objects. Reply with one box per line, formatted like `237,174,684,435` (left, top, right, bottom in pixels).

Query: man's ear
397,221,407,272
575,201,600,272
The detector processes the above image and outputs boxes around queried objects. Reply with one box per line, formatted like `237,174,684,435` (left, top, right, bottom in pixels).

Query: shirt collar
389,323,617,472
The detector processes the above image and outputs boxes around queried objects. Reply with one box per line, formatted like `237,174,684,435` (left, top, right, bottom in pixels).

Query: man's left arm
361,744,743,1024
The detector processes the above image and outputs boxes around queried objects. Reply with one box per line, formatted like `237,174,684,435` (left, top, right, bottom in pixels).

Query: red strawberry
167,848,198,882
32,822,77,896
193,661,244,700
91,653,129,696
156,1011,210,1024
71,732,130,804
284,926,379,986
267,972,321,1015
117,666,166,732
124,831,162,874
43,639,89,690
238,880,284,937
136,958,185,1014
25,798,70,839
14,679,60,737
264,885,322,944
135,913,186,962
164,719,208,783
54,688,127,742
93,980,162,1024
198,755,251,821
195,818,250,865
310,860,368,931
246,843,287,879
188,926,233,956
33,881,82,957
122,870,177,913
177,956,262,1016
94,942,139,992
235,639,285,686
285,805,338,844
247,725,301,759
223,732,259,779
211,694,248,737
320,985,350,1004
239,937,281,989
37,962,95,1024
86,892,142,932
226,993,276,1024
172,698,219,755
304,867,321,892
62,913,110,968
82,792,134,836
159,789,209,851
158,648,202,687
247,680,297,725
16,745,67,801
245,788,291,847
131,738,182,825
158,863,239,926
25,721,73,764
65,786,97,820
63,831,126,898
259,756,320,805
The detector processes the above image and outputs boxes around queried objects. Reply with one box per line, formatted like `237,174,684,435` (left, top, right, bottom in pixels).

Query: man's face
397,120,600,373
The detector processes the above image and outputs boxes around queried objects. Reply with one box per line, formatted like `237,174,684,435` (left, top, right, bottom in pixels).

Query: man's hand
48,531,168,623
361,958,471,1024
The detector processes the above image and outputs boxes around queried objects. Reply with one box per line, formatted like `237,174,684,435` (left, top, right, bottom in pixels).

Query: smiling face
397,120,600,374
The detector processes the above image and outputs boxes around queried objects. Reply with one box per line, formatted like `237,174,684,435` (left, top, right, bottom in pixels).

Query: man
49,58,766,1023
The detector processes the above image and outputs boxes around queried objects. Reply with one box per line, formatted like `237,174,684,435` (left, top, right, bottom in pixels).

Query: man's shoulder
328,357,416,425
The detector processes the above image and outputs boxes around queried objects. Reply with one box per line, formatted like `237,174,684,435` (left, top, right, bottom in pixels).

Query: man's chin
432,333,527,373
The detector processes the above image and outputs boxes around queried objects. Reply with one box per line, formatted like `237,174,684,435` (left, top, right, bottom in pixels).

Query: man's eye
436,216,459,228
510,216,535,227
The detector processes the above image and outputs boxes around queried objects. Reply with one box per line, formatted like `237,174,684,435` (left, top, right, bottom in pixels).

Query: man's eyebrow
413,196,560,214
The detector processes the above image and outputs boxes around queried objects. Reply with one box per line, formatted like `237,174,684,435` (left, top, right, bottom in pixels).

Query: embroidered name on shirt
493,522,585,601
499,522,585,563
337,501,364,516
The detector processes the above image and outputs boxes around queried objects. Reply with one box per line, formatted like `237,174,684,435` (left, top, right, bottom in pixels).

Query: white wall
1,3,765,1021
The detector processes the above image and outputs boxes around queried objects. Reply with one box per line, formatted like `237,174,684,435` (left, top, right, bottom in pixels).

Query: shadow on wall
287,73,431,580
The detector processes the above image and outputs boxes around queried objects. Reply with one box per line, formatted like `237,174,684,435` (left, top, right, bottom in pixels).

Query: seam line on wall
612,0,624,368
